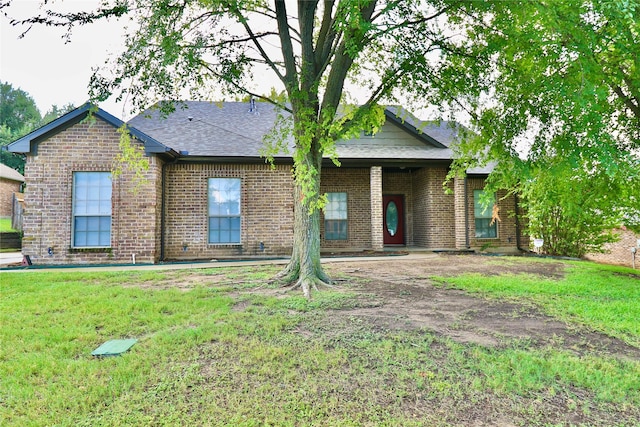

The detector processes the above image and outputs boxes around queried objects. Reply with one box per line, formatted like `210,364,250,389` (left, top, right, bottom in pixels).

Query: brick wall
22,118,161,265
320,167,372,250
465,178,521,251
163,163,294,259
370,166,383,250
412,167,456,248
0,178,21,217
21,116,528,264
584,228,640,268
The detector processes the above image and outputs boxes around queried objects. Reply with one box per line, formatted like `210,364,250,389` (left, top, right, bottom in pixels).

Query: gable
6,103,175,157
335,109,465,162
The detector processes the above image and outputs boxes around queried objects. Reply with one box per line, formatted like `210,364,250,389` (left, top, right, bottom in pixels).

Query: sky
0,1,286,121
1,1,133,119
1,1,436,123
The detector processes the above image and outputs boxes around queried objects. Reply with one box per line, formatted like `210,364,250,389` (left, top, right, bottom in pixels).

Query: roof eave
6,103,173,157
167,155,292,165
383,108,448,149
324,157,453,168
6,104,94,154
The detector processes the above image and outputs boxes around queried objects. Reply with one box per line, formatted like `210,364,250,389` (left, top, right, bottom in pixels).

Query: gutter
515,192,523,251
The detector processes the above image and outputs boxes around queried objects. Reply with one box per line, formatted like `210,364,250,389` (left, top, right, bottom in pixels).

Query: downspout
464,177,470,249
514,193,523,251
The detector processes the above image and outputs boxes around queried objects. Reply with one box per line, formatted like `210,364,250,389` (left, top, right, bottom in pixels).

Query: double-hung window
324,192,348,240
72,172,112,247
208,178,241,244
474,190,497,238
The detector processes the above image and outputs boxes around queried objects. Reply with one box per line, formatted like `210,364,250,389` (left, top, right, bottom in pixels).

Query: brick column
370,166,384,250
454,175,468,249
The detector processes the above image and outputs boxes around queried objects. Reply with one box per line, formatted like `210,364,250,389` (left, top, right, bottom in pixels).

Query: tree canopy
0,82,41,173
0,81,41,132
5,0,639,263
439,0,640,253
0,81,76,174
7,0,486,295
441,1,639,164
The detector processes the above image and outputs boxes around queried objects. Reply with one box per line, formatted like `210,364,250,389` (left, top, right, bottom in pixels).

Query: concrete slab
0,253,437,273
0,252,23,267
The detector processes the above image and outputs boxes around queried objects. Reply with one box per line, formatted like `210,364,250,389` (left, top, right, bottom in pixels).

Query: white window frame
72,171,112,248
474,189,498,239
208,178,241,244
324,192,348,240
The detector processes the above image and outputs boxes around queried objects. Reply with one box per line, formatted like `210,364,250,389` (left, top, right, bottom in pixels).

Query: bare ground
216,253,638,361
319,254,640,361
140,253,640,425
228,253,640,426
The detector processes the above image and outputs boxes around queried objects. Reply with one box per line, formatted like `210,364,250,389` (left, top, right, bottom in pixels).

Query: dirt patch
118,253,637,425
316,254,639,360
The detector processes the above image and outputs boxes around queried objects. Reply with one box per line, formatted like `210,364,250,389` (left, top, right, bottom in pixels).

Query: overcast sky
1,1,291,121
1,1,133,119
1,1,438,123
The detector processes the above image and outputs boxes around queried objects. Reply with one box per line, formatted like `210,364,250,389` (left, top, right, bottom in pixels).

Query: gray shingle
128,101,292,157
0,164,24,182
127,101,468,162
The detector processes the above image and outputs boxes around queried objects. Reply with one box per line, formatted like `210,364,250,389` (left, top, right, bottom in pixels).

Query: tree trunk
275,147,332,298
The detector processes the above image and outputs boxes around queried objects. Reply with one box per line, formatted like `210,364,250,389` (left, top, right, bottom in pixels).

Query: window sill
69,247,112,253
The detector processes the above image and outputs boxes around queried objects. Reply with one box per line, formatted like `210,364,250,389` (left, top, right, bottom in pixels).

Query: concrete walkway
0,252,434,273
0,251,23,267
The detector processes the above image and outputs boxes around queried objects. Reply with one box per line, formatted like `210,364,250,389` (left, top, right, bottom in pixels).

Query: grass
432,259,640,347
0,218,17,232
1,260,639,426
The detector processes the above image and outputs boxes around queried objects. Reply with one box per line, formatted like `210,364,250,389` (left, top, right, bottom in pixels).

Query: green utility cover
91,339,138,357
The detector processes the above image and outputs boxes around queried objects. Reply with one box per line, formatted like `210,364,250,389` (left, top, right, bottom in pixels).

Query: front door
383,195,404,245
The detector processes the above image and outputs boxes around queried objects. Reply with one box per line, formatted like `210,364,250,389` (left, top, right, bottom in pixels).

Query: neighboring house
584,227,640,269
7,102,525,265
0,163,24,218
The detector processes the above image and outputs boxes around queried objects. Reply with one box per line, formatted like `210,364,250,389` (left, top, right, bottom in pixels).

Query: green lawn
0,218,16,232
432,260,640,347
1,260,639,426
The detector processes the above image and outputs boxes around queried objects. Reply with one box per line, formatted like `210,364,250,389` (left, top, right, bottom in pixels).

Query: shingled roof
6,103,174,157
128,101,289,157
0,164,24,182
128,101,466,162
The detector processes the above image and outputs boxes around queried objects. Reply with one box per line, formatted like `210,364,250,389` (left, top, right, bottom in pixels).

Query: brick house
585,227,640,269
7,102,524,265
0,163,24,218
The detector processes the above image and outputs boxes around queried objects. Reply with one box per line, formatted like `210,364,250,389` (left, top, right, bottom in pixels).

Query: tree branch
229,6,287,85
612,84,640,120
9,2,129,39
298,0,320,94
314,0,337,70
321,0,378,113
199,61,292,113
366,5,452,44
275,0,299,93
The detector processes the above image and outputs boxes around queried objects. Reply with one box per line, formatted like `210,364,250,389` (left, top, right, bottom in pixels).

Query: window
324,192,348,240
208,178,241,244
474,190,497,238
72,172,112,247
